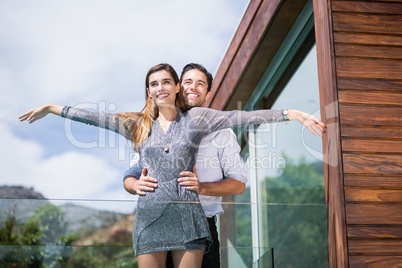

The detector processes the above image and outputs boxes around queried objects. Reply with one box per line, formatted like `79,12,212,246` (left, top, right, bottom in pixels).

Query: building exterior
206,0,402,267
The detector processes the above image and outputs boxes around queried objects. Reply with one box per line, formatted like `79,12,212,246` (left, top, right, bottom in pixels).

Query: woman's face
147,70,180,107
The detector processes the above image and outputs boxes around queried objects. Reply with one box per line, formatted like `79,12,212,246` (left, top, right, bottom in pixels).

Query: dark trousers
166,216,220,268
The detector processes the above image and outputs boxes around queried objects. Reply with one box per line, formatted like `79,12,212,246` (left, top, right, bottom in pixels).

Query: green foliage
0,202,78,267
0,202,137,267
31,203,68,245
65,245,138,268
235,155,328,267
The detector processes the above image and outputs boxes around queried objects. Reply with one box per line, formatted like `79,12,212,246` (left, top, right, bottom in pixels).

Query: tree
235,155,328,267
0,202,78,268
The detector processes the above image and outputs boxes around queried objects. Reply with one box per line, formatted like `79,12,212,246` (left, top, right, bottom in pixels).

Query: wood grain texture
336,57,402,79
338,90,402,105
334,32,402,46
206,0,262,110
349,256,402,268
345,188,402,202
342,139,402,153
344,175,402,187
337,78,402,91
348,226,402,238
346,204,402,224
335,44,402,59
340,105,402,126
341,126,402,138
333,13,402,34
343,154,402,174
348,239,402,255
314,0,348,266
332,1,402,14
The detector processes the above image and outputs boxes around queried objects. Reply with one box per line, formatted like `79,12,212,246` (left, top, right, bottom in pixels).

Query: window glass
234,45,329,267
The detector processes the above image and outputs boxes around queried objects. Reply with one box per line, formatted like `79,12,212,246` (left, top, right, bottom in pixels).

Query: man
123,63,247,268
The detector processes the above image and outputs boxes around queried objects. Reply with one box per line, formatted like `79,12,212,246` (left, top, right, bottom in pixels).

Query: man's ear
175,83,180,94
204,91,211,101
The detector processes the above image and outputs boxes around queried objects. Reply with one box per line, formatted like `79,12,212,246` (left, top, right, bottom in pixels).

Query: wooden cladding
346,204,402,225
339,105,402,126
348,226,402,239
334,32,402,46
337,78,402,91
344,175,402,188
343,154,402,174
338,90,402,105
348,239,402,255
332,1,402,14
349,256,402,268
333,13,402,34
345,188,402,202
331,0,402,265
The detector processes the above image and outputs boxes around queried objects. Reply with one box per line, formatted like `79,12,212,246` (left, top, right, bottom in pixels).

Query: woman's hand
135,168,158,196
19,104,63,124
288,109,326,136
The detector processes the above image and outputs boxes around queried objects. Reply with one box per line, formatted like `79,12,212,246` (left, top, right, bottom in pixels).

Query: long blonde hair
116,63,186,151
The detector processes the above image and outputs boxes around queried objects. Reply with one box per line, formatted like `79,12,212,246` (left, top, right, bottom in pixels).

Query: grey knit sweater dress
61,106,285,255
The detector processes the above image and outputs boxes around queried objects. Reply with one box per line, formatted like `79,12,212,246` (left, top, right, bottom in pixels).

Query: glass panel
240,45,328,267
0,199,329,267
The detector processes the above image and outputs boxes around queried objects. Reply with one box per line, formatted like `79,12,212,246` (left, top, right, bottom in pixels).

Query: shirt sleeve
188,107,285,133
61,106,131,137
216,129,248,184
123,159,143,181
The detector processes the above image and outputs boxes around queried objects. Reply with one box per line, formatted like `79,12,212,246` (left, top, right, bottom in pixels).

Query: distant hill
0,185,45,199
0,185,130,236
0,185,47,223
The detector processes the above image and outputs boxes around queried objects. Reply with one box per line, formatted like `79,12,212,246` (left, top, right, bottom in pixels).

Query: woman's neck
157,107,177,132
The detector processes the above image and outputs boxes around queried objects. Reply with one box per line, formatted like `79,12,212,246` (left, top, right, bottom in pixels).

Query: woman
19,63,325,268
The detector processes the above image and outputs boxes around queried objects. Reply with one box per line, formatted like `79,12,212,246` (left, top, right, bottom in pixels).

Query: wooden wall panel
345,188,402,202
332,13,402,34
339,105,402,126
338,90,402,105
335,44,402,59
348,226,402,239
349,256,402,268
314,0,349,266
342,139,402,153
348,240,402,255
336,58,402,79
344,175,402,188
337,78,402,91
334,32,402,46
343,154,402,174
346,204,402,225
341,126,402,138
330,0,402,265
332,1,402,14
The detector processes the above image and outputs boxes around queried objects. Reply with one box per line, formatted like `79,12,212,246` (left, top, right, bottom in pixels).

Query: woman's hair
116,63,186,151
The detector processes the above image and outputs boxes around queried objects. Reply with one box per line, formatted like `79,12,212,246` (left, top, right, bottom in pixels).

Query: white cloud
0,0,249,212
1,0,249,121
0,123,130,201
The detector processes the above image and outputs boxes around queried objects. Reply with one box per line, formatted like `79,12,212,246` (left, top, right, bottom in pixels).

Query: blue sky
1,0,250,208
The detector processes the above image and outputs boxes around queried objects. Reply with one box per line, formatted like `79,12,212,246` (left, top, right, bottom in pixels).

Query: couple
19,63,325,268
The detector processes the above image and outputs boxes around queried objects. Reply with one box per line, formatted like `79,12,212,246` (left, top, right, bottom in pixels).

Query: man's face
181,69,211,108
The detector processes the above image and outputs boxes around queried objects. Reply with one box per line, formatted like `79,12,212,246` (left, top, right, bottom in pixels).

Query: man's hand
126,167,158,196
178,166,202,194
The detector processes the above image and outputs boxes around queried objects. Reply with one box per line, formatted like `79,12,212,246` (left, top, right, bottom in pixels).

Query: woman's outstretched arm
188,107,326,136
19,104,63,124
20,105,131,138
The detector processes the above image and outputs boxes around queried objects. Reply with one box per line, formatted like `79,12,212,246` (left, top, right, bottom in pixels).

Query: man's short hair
180,63,213,92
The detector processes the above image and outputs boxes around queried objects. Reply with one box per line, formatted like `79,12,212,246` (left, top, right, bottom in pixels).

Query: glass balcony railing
0,198,329,268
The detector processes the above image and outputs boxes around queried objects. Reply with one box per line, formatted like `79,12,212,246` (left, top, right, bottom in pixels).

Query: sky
0,0,250,211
